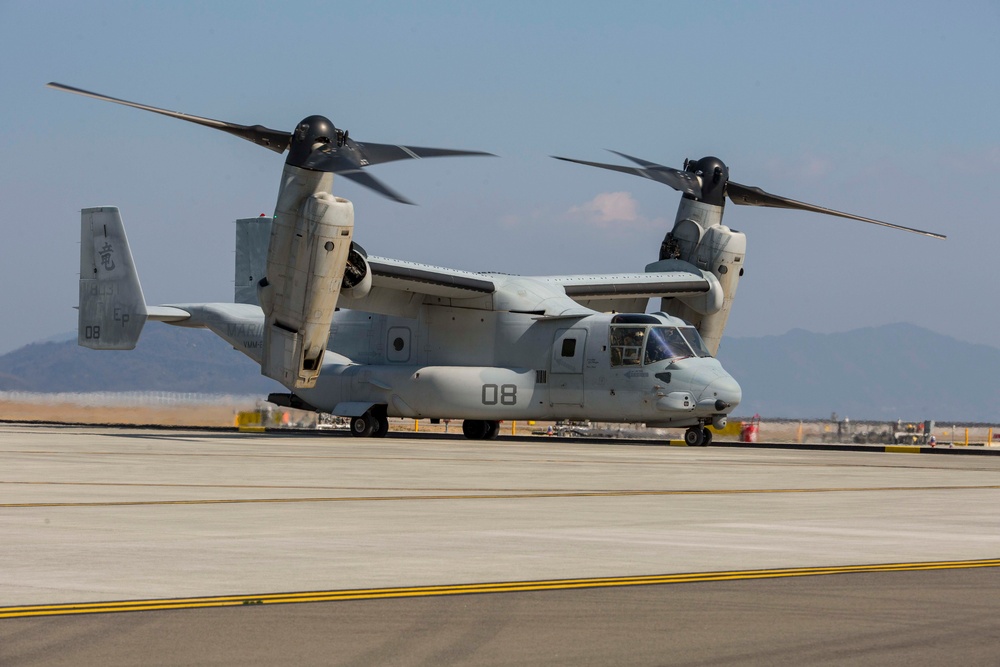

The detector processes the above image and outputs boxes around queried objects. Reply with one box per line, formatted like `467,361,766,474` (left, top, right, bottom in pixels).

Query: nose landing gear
684,424,712,447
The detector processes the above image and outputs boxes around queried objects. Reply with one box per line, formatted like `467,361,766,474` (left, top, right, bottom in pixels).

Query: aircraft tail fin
234,216,271,306
78,206,148,349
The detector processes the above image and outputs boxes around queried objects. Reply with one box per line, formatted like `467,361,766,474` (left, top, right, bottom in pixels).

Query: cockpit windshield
679,327,713,358
609,324,713,367
643,326,693,364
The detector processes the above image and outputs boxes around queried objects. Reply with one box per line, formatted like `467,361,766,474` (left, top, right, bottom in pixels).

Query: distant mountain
0,324,281,395
718,323,1000,422
2,322,997,422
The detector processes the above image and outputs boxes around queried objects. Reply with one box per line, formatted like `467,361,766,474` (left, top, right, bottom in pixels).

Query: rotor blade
353,142,495,167
299,141,365,173
337,169,415,205
552,155,701,197
46,82,291,154
726,181,946,239
606,150,665,169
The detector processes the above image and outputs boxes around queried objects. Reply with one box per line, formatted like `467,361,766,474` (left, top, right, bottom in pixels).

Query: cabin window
386,327,411,362
561,338,577,357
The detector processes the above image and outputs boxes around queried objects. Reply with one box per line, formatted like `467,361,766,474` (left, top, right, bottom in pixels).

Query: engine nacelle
260,165,355,388
341,242,372,300
658,199,746,356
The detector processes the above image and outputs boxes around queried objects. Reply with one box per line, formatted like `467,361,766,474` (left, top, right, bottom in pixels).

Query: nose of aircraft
702,374,742,411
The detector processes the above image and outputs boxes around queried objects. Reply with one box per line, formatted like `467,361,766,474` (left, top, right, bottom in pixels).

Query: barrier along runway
2,424,999,665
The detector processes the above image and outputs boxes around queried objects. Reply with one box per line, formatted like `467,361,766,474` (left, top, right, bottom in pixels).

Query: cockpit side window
679,327,713,358
644,326,694,364
609,325,645,367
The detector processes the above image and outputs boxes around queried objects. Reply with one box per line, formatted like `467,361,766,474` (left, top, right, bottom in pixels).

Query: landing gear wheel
684,426,704,447
701,427,713,447
484,420,500,440
462,419,489,440
350,414,374,437
367,406,390,438
371,413,390,438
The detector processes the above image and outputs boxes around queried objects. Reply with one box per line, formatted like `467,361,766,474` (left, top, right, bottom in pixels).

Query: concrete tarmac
2,424,999,665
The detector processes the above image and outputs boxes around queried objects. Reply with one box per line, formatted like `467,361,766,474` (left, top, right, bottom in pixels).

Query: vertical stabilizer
78,207,148,349
235,216,272,306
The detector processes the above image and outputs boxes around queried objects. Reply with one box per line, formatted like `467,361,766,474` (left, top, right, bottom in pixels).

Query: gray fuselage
178,302,741,428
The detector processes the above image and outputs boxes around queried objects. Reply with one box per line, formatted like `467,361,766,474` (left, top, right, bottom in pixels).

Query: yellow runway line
3,559,999,619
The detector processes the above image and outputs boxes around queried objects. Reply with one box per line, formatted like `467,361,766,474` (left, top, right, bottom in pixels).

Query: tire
462,419,489,440
684,426,704,447
371,413,389,438
350,414,374,437
701,427,713,447
484,420,500,440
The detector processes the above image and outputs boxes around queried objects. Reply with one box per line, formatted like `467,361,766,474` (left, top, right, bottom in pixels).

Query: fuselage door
550,327,587,404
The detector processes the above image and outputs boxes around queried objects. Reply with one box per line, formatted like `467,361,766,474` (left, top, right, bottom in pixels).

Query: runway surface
2,424,999,665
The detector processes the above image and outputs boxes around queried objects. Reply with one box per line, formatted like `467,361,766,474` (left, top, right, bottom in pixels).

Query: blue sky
1,1,998,355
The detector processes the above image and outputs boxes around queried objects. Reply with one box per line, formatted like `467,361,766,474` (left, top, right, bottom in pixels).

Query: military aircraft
53,83,945,446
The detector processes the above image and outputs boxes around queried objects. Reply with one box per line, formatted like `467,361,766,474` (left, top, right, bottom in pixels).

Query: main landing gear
349,407,389,438
462,419,500,440
684,425,713,447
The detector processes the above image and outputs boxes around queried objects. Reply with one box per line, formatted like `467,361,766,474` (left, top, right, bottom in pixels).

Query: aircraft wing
536,271,712,314
542,272,710,299
336,256,499,317
234,218,715,319
363,261,711,301
341,256,714,318
367,256,497,298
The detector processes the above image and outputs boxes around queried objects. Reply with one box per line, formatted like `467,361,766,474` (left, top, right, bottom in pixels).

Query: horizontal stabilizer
147,306,191,322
